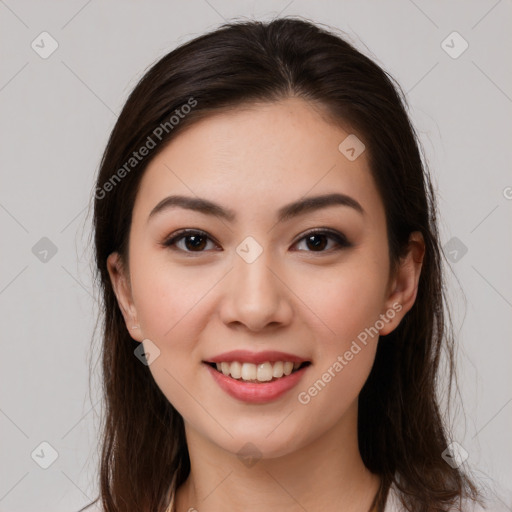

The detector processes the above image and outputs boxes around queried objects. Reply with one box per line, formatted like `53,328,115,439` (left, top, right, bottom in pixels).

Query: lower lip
204,363,310,404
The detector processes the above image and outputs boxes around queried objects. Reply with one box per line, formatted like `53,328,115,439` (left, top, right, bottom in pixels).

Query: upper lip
204,350,310,365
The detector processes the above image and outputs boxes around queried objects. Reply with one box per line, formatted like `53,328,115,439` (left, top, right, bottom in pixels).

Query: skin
107,97,425,512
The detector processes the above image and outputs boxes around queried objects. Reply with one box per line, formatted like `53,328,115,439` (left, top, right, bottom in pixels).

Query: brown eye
162,230,218,253
293,229,351,253
182,234,208,251
304,234,329,251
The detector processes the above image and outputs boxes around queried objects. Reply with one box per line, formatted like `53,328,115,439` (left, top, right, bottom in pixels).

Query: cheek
290,252,387,406
130,253,215,339
129,263,209,413
296,341,377,440
128,254,221,400
297,255,388,347
293,266,385,423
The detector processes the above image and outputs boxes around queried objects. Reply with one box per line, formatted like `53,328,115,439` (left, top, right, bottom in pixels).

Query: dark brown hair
87,16,480,512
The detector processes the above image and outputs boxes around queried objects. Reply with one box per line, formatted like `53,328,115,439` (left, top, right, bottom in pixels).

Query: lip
203,361,311,404
204,350,309,365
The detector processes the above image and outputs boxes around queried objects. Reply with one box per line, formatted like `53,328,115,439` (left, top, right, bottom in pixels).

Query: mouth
202,360,312,384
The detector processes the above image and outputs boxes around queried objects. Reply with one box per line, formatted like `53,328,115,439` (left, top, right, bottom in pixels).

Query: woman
83,16,497,512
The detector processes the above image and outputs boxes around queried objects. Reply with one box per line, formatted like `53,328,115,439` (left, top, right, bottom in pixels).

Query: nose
218,248,293,332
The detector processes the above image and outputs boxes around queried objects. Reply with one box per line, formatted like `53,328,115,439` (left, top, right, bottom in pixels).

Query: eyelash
161,228,352,255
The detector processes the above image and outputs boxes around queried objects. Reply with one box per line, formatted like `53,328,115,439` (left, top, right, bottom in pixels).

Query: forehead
134,97,383,223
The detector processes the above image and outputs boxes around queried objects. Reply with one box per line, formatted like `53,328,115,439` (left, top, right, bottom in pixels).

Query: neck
174,402,381,512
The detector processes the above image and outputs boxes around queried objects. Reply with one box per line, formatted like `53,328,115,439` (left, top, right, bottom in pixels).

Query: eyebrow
148,192,364,224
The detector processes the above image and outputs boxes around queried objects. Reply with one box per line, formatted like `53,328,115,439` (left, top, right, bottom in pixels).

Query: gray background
1,1,511,510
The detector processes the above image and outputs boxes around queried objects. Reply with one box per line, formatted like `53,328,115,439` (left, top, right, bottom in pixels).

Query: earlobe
379,231,425,336
106,252,143,342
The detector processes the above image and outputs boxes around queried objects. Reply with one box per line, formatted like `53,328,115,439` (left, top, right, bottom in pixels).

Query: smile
206,360,311,383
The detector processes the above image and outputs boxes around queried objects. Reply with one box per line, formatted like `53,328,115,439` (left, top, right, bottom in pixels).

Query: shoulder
384,483,512,512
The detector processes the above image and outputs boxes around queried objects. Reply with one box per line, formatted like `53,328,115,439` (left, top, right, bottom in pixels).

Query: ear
106,252,143,342
379,231,425,336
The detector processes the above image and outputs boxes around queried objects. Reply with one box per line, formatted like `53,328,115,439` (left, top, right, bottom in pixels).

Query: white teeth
272,361,284,378
230,361,242,379
241,362,257,381
210,360,307,382
257,362,273,382
283,361,294,376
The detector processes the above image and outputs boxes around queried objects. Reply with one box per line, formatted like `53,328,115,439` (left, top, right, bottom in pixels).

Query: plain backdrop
1,1,511,511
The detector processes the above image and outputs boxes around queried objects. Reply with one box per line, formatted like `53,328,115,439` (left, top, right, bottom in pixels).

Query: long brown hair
86,16,479,512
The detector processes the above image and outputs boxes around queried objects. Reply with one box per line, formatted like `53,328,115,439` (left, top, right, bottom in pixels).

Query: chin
207,423,309,461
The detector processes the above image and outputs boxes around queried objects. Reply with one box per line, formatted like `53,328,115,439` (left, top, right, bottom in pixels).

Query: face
108,97,423,459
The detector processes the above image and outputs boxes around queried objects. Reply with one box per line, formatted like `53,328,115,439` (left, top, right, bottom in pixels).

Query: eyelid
161,228,220,251
291,227,351,249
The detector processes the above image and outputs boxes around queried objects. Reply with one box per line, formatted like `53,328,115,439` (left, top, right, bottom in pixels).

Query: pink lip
204,350,309,365
203,362,310,404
